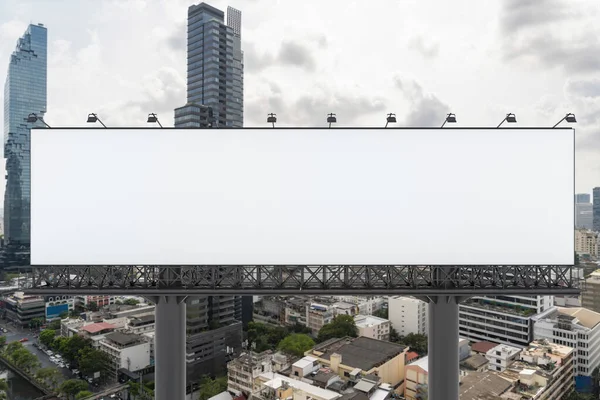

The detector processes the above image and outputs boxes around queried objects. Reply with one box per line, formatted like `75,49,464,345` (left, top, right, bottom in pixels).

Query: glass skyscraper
185,3,243,127
3,24,48,247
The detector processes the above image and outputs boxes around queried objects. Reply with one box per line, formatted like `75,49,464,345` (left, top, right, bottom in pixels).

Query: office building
44,295,74,321
388,296,428,336
3,23,47,252
3,291,45,327
459,295,554,347
174,103,213,127
575,229,598,258
594,187,600,232
533,307,600,376
576,203,594,230
576,193,591,204
99,332,151,377
582,270,600,313
185,3,243,127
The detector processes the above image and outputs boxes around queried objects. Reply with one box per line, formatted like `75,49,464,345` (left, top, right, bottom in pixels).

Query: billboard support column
150,295,188,400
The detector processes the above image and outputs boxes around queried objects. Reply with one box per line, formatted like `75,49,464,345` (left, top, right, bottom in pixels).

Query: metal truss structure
21,265,579,296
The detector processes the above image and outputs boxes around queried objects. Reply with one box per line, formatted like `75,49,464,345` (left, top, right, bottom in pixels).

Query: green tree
62,335,92,362
198,376,227,400
69,310,81,318
75,390,93,399
389,327,401,343
36,367,63,390
372,309,388,319
247,322,289,352
4,341,23,357
128,381,141,400
11,347,41,371
78,347,111,379
49,319,62,330
317,315,358,342
115,300,123,305
0,378,8,400
29,317,44,330
289,323,312,334
401,333,428,355
87,301,99,312
123,298,140,306
60,379,89,400
0,336,6,349
39,329,57,348
52,336,69,352
278,334,315,357
59,311,70,320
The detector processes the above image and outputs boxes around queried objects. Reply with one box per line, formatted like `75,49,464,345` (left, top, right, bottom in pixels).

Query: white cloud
0,0,597,195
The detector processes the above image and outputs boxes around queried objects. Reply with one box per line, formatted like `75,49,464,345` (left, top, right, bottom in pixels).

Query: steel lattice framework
20,265,579,296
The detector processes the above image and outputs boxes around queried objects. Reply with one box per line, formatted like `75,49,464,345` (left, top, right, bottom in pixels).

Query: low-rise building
354,315,390,341
404,357,428,400
44,295,74,321
331,296,386,316
486,344,521,373
307,303,335,334
99,332,151,377
533,307,600,376
304,336,408,386
388,296,428,336
575,229,598,258
227,351,274,396
291,356,319,378
582,269,600,314
3,292,45,327
256,372,342,400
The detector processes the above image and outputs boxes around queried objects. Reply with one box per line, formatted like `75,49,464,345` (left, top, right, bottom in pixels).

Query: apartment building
255,372,342,400
582,270,600,314
354,315,390,341
227,351,273,396
99,332,151,377
459,295,554,347
388,296,428,336
75,295,116,309
533,307,600,376
3,291,45,327
304,336,408,386
404,357,428,400
307,303,335,334
485,344,521,372
575,229,599,258
331,296,386,316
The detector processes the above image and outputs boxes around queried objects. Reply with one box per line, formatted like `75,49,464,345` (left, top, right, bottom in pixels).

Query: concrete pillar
153,295,187,400
428,296,460,400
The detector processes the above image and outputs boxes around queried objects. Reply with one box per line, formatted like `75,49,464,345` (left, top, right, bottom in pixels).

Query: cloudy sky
0,0,598,194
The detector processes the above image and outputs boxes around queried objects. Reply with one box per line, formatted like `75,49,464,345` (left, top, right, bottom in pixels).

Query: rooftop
459,372,512,400
311,371,336,384
293,356,318,369
557,307,600,329
354,315,388,328
260,373,340,400
461,354,489,370
104,332,144,347
80,322,116,334
471,341,499,354
315,337,406,371
407,356,429,373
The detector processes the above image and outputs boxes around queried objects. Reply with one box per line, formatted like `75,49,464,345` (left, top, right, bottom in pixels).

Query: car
18,338,28,342
46,350,53,356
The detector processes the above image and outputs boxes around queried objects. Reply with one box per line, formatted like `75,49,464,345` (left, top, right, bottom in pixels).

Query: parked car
18,338,28,342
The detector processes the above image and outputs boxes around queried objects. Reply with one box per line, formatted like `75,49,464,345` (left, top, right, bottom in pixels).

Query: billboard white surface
30,128,574,266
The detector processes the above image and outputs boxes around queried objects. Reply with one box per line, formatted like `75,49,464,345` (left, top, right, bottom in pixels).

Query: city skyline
0,0,598,197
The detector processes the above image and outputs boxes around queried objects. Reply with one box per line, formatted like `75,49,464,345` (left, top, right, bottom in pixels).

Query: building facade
354,315,390,341
459,295,554,347
576,194,591,204
174,103,213,127
99,332,151,377
575,229,598,258
4,292,45,326
388,296,428,336
593,187,600,232
582,270,600,314
533,307,600,377
3,23,47,250
186,3,243,128
227,351,273,396
44,295,74,321
576,203,594,230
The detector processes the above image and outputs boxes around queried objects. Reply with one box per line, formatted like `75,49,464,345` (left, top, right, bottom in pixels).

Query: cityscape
0,1,599,400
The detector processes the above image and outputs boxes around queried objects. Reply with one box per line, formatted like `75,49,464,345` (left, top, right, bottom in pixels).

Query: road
0,319,120,394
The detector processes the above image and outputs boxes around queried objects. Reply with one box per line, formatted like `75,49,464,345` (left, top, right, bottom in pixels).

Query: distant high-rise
593,188,600,232
185,3,243,127
576,203,593,230
3,24,47,248
576,194,591,204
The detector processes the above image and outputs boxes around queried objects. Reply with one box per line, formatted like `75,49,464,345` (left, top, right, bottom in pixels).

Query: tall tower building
185,3,243,128
3,24,47,255
593,188,600,232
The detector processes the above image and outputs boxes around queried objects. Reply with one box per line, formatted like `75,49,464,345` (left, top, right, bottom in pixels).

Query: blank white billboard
30,128,574,266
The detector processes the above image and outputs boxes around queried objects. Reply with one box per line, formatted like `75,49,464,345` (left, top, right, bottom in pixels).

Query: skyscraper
575,194,591,204
3,24,47,253
593,188,600,232
185,3,243,127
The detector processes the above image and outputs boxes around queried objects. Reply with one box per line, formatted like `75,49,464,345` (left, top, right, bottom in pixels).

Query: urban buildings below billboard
388,296,428,336
353,315,390,341
186,3,243,128
3,23,47,250
459,295,554,348
174,103,213,128
3,291,45,326
100,332,151,378
576,203,594,230
576,193,591,204
582,270,600,314
575,229,599,258
533,306,600,376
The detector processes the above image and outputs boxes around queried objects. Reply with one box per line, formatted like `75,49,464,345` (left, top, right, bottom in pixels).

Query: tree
278,334,315,357
11,347,40,371
389,327,401,343
87,301,99,312
4,341,23,357
128,381,141,400
317,315,358,342
60,379,89,400
49,319,62,330
0,336,6,349
39,329,56,348
289,323,312,335
123,298,140,306
247,322,288,352
75,390,93,399
78,347,111,379
29,317,44,330
197,376,227,400
69,310,81,318
62,335,92,362
401,333,428,355
0,379,8,400
372,309,388,319
59,311,70,320
36,367,63,390
52,336,69,353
